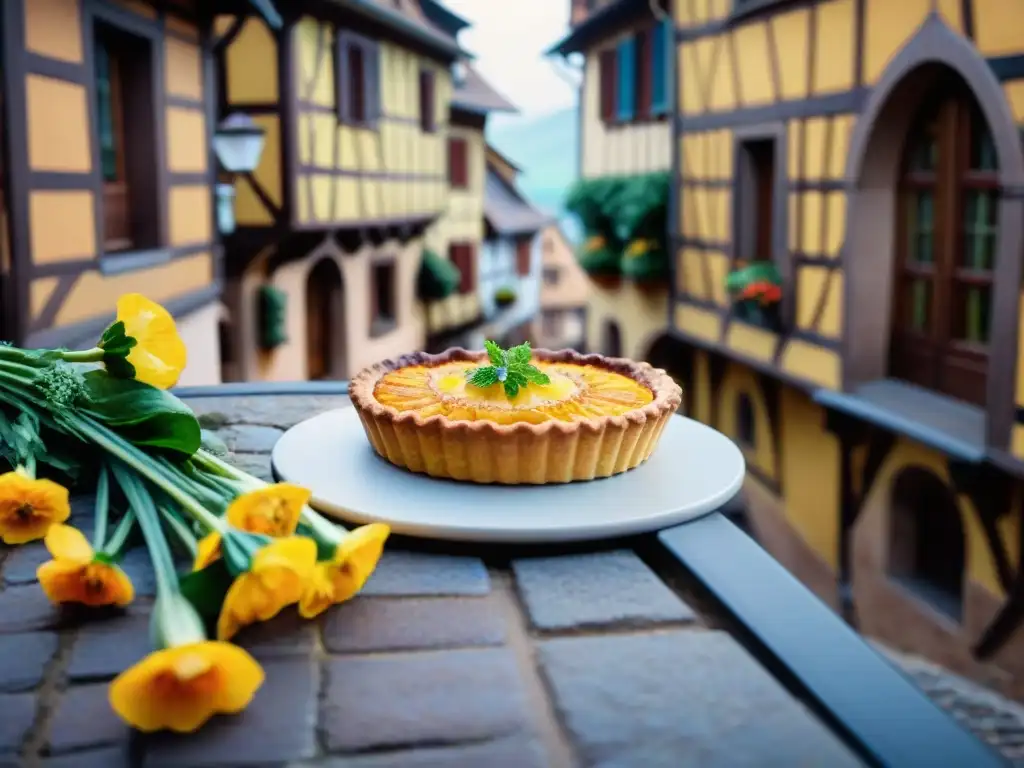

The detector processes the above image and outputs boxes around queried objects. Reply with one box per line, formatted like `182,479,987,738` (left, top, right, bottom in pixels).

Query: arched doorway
841,17,1024,440
889,79,995,405
305,259,345,381
601,319,622,357
887,466,965,620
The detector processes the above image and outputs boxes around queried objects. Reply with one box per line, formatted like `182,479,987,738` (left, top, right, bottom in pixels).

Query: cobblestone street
0,392,1020,767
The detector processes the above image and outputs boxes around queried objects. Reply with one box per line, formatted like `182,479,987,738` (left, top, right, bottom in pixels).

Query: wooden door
889,82,995,406
306,259,344,380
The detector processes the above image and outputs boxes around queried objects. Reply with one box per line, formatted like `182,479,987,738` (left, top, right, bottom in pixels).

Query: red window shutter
462,244,475,293
516,240,531,276
599,49,617,122
635,27,652,119
448,138,468,187
419,69,436,132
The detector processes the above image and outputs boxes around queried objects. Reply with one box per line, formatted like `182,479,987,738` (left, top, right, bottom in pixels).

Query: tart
349,344,682,485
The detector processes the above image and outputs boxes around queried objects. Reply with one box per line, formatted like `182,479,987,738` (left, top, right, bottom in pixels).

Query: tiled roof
483,166,551,236
452,64,518,114
329,0,465,59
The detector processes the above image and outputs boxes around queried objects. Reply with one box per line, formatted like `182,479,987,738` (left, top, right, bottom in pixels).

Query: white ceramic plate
271,407,745,544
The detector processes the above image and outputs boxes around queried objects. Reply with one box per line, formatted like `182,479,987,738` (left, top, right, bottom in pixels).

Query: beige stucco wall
581,35,672,179
539,224,590,310
236,235,425,382
176,301,222,386
586,281,669,361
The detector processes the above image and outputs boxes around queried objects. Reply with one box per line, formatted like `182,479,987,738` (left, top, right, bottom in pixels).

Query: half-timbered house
550,0,675,362
0,0,226,385
534,223,590,351
667,0,1024,698
212,0,467,382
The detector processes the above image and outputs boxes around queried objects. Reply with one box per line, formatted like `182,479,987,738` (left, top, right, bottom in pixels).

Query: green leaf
97,321,138,379
503,379,520,399
521,365,550,385
483,339,505,367
467,366,499,388
179,558,234,631
200,429,230,458
507,342,532,368
80,371,201,456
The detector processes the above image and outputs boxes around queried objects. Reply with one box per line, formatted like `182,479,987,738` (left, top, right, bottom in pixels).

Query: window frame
730,124,790,323
336,30,381,129
449,242,476,294
91,15,163,256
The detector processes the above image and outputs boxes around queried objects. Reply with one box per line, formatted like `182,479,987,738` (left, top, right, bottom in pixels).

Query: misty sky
440,0,579,122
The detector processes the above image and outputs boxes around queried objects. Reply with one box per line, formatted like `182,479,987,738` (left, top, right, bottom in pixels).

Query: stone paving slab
2,391,1021,767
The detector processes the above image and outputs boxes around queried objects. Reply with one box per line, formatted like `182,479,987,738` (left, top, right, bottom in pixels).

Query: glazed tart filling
373,361,654,425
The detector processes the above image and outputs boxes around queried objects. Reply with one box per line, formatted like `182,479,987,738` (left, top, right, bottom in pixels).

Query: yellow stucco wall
292,17,448,226
587,281,669,362
424,122,485,334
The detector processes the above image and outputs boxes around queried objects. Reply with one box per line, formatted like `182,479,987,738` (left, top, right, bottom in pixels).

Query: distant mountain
486,107,578,218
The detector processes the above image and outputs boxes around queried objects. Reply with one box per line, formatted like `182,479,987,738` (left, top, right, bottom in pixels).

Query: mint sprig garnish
466,340,550,398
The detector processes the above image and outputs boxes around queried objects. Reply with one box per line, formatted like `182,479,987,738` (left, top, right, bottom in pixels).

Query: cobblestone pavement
0,392,1018,767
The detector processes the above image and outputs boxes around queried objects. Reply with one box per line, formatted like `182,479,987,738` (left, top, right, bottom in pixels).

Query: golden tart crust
349,348,682,485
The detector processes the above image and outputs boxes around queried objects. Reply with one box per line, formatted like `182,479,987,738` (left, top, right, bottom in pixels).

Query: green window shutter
258,285,288,349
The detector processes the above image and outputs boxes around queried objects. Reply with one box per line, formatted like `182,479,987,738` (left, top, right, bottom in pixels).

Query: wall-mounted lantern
213,113,267,235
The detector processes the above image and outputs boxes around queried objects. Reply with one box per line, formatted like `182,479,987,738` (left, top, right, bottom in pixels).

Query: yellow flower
299,523,390,618
109,641,264,733
0,469,70,545
585,235,606,252
226,484,309,537
36,524,134,607
626,239,651,258
192,484,310,572
218,536,317,641
116,293,187,390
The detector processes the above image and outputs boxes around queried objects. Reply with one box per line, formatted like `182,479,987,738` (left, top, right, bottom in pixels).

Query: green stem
158,504,198,559
159,457,229,510
92,465,111,552
71,414,226,534
102,508,136,558
23,454,36,478
59,348,104,364
108,462,176,596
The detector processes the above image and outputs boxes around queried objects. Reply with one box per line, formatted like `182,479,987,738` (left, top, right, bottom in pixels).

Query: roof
328,0,467,61
547,0,658,56
419,0,470,37
483,166,551,237
452,63,518,114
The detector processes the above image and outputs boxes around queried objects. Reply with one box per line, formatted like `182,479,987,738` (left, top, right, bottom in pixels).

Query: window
336,32,380,127
888,467,965,620
650,19,671,116
599,48,617,123
448,242,475,294
735,393,755,446
543,311,561,337
370,261,396,334
736,138,777,263
889,83,996,406
634,27,652,120
543,267,559,286
449,137,468,188
419,68,436,133
94,22,159,254
515,239,532,276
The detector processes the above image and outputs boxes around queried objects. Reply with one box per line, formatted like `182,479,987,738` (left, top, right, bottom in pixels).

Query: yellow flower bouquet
0,294,389,733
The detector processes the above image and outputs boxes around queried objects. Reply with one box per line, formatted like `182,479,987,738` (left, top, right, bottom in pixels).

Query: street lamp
212,113,267,234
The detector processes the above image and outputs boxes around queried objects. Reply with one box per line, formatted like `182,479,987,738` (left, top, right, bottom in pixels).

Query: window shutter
651,19,670,115
635,28,652,119
616,37,636,121
365,41,381,125
335,33,351,123
419,69,436,132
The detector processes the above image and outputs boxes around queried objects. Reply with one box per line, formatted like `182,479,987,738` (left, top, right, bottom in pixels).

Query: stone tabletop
1,391,1023,767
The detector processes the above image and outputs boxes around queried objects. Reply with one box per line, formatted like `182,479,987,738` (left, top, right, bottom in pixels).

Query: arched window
888,467,965,620
889,80,997,406
306,259,345,381
735,393,755,447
